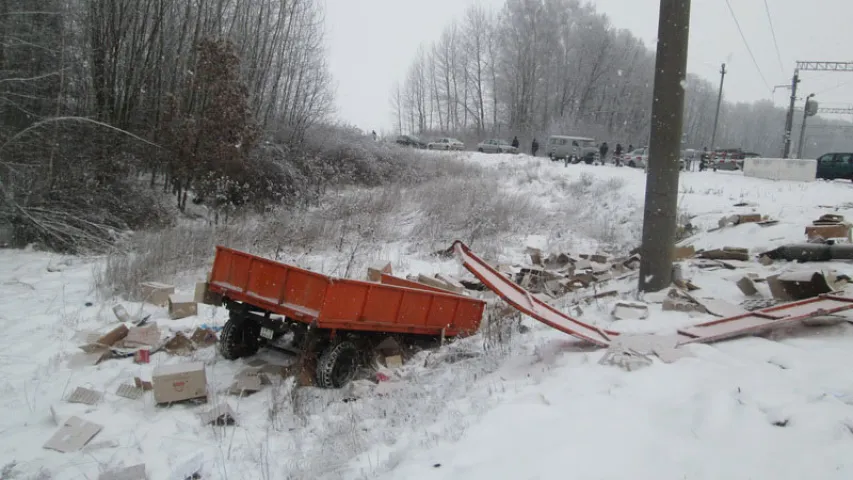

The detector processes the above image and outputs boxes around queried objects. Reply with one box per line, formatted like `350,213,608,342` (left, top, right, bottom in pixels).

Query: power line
762,0,785,74
724,0,772,92
816,78,853,95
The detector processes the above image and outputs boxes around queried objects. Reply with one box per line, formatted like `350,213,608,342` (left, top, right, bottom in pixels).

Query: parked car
625,147,648,168
477,139,518,154
545,135,598,164
427,138,465,151
816,152,853,180
395,135,427,149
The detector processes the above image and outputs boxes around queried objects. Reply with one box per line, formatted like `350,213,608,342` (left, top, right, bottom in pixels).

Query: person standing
531,138,539,157
614,143,623,166
599,142,609,165
511,136,520,149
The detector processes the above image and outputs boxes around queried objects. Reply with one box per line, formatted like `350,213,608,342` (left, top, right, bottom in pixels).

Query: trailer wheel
316,341,359,388
219,315,261,360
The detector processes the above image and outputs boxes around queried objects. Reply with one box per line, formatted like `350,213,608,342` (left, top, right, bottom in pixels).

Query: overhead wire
762,0,785,74
724,0,772,93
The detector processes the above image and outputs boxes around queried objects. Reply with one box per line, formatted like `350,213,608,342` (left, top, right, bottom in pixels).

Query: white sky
324,0,853,132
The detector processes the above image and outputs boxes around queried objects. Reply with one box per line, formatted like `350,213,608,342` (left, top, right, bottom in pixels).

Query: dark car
816,152,853,181
395,135,426,149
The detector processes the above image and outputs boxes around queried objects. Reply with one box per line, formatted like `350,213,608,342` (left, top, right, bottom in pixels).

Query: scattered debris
189,327,218,347
435,273,466,294
598,345,653,371
65,387,102,405
719,213,764,228
199,403,236,426
740,298,779,311
163,332,196,355
663,297,705,313
612,334,693,364
116,384,144,400
229,372,263,396
759,243,853,262
134,377,153,391
384,355,403,368
152,362,207,404
736,276,760,296
98,464,146,480
43,416,102,453
611,301,650,320
139,281,174,307
168,295,197,320
697,247,750,262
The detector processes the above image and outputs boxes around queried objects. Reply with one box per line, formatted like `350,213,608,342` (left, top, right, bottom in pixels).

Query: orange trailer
208,246,485,387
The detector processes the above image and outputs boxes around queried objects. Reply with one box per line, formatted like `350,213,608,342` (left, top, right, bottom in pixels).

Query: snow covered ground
3,152,853,479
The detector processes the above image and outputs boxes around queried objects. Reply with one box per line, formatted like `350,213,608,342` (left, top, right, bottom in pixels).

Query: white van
545,135,599,164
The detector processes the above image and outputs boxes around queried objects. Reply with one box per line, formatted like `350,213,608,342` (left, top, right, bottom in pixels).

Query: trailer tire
316,341,359,388
219,315,261,360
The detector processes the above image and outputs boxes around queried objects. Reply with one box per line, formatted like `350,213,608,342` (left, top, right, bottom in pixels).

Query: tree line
391,0,853,157
0,0,334,250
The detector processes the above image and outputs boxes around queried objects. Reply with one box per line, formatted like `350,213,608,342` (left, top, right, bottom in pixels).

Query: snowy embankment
2,152,853,479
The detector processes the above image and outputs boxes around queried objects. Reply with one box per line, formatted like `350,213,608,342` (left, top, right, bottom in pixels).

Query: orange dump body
208,246,485,337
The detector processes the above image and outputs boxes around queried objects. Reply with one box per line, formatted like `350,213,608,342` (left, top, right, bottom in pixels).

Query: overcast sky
324,0,853,133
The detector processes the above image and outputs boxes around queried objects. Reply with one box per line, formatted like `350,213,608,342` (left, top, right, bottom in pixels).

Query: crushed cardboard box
163,331,195,355
124,324,160,347
43,416,102,453
98,464,146,480
168,295,197,320
139,281,174,307
190,327,218,347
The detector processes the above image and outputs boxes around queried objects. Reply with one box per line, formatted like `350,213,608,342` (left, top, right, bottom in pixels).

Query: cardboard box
168,295,197,320
367,263,393,282
139,281,175,306
152,362,207,404
194,282,223,305
805,223,851,241
673,245,696,260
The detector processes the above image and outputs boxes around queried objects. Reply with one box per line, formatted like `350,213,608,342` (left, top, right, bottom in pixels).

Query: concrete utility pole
709,63,726,150
782,70,800,158
638,0,691,293
796,94,817,159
